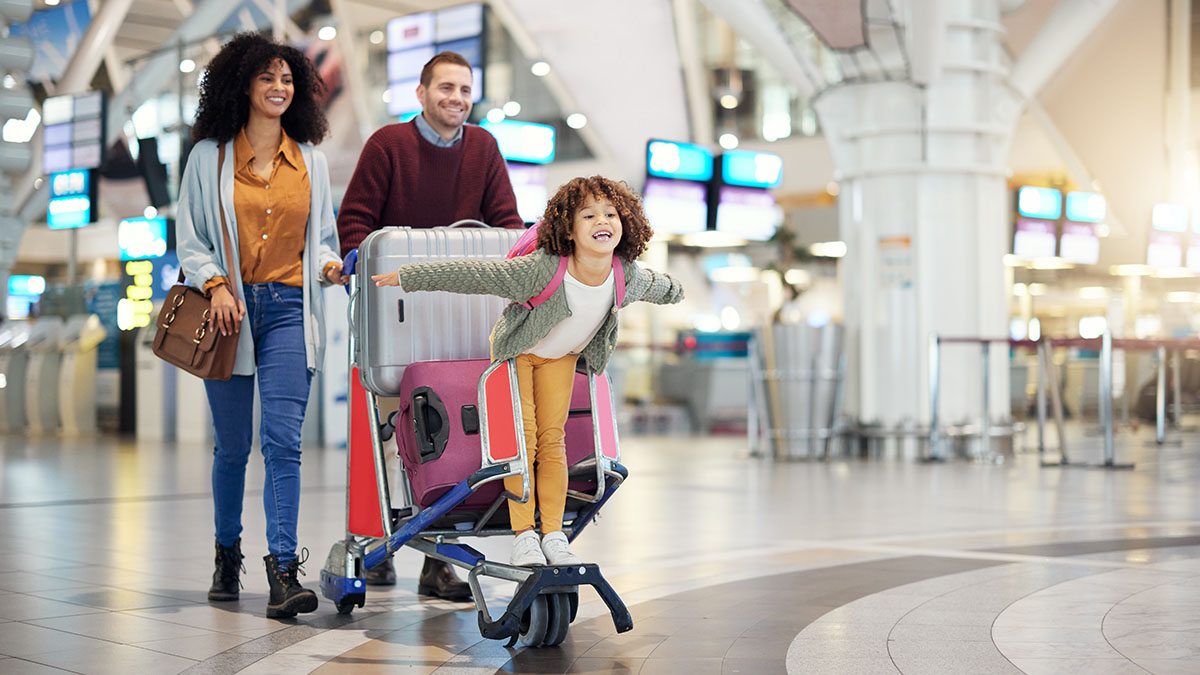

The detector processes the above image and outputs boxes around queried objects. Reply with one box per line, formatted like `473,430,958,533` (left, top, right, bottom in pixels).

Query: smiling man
336,51,522,600
337,51,523,253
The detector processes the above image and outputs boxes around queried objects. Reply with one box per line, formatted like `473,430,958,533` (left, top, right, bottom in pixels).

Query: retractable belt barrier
929,333,1200,470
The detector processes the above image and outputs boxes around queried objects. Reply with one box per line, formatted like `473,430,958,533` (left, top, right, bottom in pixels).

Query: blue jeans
205,283,312,564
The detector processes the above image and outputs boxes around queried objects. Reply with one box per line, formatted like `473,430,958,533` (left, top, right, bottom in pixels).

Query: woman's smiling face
247,58,294,121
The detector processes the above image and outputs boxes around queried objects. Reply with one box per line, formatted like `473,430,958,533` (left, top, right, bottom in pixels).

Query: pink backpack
507,221,626,310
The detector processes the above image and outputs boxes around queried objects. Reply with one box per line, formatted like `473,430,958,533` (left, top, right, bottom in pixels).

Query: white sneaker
540,531,583,566
510,530,547,567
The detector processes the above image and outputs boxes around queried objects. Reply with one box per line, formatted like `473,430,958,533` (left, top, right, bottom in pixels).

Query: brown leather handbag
153,143,239,380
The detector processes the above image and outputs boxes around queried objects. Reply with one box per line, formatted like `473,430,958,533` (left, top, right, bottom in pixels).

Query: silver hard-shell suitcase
355,226,523,395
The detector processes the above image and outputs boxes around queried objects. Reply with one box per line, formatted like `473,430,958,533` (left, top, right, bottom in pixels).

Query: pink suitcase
394,359,597,516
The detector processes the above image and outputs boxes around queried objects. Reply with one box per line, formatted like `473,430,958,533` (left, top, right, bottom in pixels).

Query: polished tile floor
1,424,1198,674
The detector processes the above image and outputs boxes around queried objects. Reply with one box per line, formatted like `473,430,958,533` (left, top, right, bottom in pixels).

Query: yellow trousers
503,353,578,533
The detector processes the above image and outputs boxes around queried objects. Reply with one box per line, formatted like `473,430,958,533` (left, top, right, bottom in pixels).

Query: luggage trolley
320,224,633,647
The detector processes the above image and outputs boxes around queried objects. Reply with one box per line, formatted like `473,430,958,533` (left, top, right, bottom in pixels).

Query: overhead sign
1065,191,1106,223
1016,186,1062,221
8,275,46,296
642,177,707,236
46,169,95,229
479,119,555,164
720,150,783,189
646,139,713,182
1152,202,1188,233
386,3,484,117
42,90,105,173
118,216,170,261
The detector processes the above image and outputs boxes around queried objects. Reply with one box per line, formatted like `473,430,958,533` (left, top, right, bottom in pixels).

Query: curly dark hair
538,176,655,261
192,32,328,144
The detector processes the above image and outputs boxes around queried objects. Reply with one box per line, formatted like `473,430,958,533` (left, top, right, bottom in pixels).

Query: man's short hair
419,51,472,87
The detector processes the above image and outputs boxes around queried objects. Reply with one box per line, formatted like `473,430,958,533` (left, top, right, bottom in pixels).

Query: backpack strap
522,255,569,310
613,257,626,308
522,255,627,310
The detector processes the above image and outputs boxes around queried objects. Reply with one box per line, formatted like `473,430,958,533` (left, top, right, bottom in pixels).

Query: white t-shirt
528,269,615,359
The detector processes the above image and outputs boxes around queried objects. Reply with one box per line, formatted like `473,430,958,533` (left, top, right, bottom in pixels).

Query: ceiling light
179,59,196,74
1096,223,1110,237
369,30,385,45
710,266,762,283
1110,264,1153,276
718,133,738,150
810,241,847,258
566,113,587,129
381,89,392,103
144,206,158,219
1155,267,1193,278
1012,283,1028,296
1027,283,1047,296
680,231,745,248
45,0,60,5
825,181,839,197
487,108,506,123
318,26,337,41
719,94,739,109
1002,254,1026,268
784,269,812,286
503,100,521,117
1078,286,1108,300
2,74,15,89
1029,257,1073,270
531,61,551,77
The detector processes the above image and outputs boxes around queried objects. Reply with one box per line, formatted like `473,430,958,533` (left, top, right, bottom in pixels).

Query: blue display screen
49,169,89,198
646,139,713,182
721,150,783,188
1065,191,1106,223
118,217,169,261
480,119,556,164
47,195,91,229
1016,186,1063,220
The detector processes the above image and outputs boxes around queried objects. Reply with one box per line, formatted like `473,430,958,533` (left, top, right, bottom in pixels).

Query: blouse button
266,208,272,215
262,234,268,240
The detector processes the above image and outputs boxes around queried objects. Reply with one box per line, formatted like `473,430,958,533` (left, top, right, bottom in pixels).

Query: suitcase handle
447,219,492,228
412,388,450,463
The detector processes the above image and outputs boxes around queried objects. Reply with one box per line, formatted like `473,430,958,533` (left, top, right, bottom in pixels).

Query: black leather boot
365,556,397,586
264,550,318,618
417,556,472,601
207,538,244,602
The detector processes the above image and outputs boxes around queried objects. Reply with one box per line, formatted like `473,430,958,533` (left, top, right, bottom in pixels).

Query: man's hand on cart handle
341,250,358,295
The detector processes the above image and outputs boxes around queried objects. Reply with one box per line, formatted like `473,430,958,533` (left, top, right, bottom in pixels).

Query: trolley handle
447,219,492,228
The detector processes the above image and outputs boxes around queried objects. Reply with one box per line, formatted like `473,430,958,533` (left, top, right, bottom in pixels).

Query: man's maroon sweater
337,121,524,256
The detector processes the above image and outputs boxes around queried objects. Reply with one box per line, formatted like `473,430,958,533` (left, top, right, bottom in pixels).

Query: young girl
372,176,684,566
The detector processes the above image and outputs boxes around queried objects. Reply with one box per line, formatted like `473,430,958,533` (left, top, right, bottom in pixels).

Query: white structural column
810,1,1018,425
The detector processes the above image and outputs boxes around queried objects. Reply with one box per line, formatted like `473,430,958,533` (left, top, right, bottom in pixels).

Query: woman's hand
372,271,400,287
325,264,349,286
210,284,246,336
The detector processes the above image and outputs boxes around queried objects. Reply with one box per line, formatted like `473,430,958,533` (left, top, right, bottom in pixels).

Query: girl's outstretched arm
371,254,545,302
632,264,685,305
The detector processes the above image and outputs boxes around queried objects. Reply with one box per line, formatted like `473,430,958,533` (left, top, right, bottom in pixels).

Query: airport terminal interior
2,0,1200,673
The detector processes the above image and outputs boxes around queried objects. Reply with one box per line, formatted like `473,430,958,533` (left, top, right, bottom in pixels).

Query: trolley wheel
513,594,550,648
335,594,364,615
542,593,571,647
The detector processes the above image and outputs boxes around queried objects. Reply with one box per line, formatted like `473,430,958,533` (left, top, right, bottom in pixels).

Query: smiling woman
175,31,346,622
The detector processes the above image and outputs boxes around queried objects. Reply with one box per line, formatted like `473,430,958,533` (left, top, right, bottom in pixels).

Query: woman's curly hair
537,176,655,261
192,32,328,144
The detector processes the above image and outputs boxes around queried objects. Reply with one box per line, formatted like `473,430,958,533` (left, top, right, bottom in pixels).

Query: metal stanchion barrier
1036,340,1070,466
926,334,944,462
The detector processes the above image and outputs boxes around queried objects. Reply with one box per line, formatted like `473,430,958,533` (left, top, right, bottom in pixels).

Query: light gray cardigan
175,137,343,375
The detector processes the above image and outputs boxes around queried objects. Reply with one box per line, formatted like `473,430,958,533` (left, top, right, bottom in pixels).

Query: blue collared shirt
415,113,464,147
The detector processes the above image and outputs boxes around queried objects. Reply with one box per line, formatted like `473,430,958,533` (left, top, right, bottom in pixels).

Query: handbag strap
178,141,235,285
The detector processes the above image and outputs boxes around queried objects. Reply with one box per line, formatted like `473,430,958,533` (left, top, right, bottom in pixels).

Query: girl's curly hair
192,32,328,144
537,176,655,261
